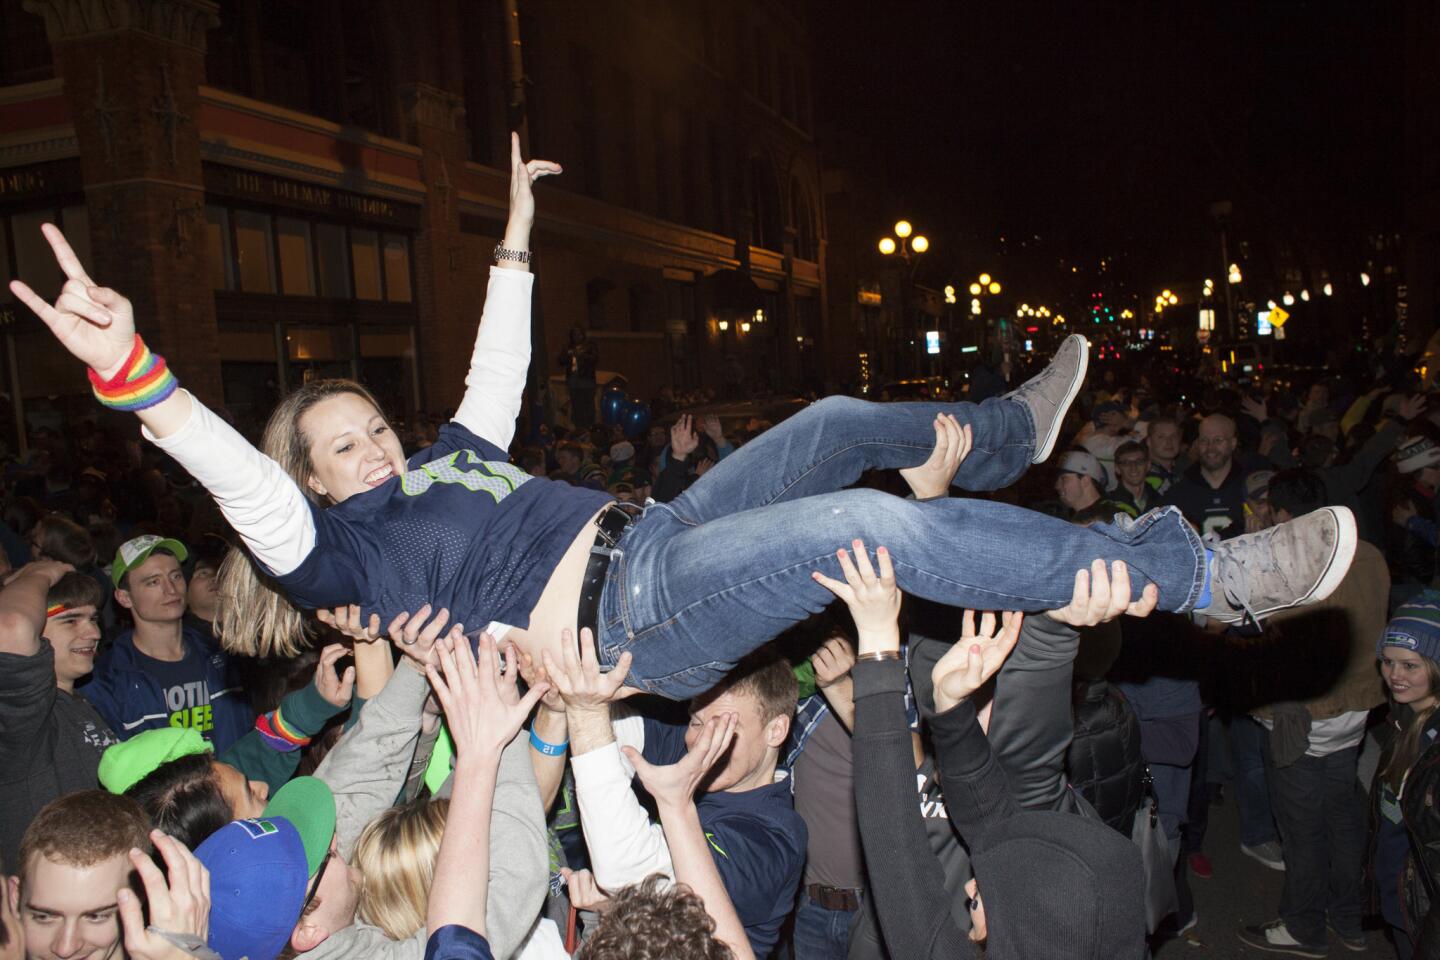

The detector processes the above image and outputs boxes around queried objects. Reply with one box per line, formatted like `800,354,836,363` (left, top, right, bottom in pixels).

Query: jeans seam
766,437,942,504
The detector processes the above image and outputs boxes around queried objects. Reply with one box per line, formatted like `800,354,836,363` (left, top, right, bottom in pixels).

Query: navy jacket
79,624,253,753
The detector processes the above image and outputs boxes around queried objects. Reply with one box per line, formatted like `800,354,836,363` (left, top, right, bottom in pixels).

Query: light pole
879,220,931,378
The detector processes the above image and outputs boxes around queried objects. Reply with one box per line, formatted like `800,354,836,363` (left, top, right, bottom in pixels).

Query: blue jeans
1264,741,1367,945
789,892,854,960
597,395,1209,698
1231,716,1280,848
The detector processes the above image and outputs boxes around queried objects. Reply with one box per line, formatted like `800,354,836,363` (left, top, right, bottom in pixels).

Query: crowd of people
1,135,1436,960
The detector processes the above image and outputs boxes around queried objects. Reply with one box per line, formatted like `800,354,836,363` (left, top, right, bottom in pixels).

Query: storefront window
205,206,234,291
315,222,350,298
288,324,354,384
382,233,411,303
233,209,276,293
276,217,315,296
351,229,382,301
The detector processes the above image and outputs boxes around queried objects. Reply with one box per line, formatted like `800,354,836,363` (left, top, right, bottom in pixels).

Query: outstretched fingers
41,223,95,285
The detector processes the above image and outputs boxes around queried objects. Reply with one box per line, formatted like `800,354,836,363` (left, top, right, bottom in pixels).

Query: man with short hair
80,535,252,751
1145,416,1186,496
554,443,605,489
1111,441,1155,514
0,561,119,870
6,790,150,960
1163,414,1247,541
556,640,807,958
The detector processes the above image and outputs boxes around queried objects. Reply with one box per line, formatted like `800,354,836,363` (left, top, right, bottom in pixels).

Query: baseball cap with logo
262,776,337,876
112,534,188,587
197,818,310,960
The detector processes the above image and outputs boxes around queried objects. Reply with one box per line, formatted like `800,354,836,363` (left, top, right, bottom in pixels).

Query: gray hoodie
300,663,548,960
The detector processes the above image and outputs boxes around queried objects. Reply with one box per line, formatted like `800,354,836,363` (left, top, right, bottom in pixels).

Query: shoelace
1205,530,1261,628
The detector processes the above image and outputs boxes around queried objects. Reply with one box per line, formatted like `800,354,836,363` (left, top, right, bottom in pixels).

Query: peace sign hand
9,224,135,378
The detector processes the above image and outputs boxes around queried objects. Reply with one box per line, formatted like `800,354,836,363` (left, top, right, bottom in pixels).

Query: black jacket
1068,680,1145,835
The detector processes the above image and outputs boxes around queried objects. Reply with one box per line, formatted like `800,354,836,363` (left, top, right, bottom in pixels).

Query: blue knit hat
1378,589,1440,664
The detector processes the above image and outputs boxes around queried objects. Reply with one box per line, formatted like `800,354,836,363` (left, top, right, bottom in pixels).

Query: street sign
1269,305,1289,327
925,331,941,355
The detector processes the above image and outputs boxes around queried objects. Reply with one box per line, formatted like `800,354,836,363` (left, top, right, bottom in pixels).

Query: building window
382,233,412,303
233,209,277,293
351,228,383,301
206,206,235,291
315,222,350,298
275,216,315,296
206,203,412,303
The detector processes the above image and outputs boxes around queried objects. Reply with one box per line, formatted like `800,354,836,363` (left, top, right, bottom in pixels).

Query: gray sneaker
1197,507,1357,625
1005,333,1088,463
1240,840,1286,871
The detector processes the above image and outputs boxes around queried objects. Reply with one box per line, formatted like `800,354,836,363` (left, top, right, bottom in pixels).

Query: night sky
811,0,1404,311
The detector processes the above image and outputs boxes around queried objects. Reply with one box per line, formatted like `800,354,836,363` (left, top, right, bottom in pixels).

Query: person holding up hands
819,543,1151,959
423,632,548,960
542,627,805,958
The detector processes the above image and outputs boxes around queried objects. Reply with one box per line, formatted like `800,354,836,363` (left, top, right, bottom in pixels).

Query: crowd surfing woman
1372,591,1440,959
12,133,1357,701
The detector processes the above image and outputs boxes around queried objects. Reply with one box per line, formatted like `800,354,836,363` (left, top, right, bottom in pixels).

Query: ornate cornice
22,0,219,51
0,127,79,167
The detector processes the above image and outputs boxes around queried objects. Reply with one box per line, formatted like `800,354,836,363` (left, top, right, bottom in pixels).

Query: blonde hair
214,379,392,658
354,799,449,940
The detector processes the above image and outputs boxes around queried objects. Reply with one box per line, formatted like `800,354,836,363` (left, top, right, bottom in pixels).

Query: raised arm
626,714,758,960
10,226,318,578
452,133,562,449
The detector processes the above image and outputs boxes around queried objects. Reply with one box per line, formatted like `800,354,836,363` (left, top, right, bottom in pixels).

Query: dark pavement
1156,791,1392,959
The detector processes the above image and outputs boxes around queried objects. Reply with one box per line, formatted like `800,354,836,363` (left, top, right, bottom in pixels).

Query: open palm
9,223,135,377
931,610,1024,714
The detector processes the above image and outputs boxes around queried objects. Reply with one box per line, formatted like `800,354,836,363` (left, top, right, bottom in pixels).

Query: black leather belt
576,503,639,639
805,884,861,912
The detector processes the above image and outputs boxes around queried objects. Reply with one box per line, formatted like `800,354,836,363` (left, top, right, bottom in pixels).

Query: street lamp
1228,263,1243,284
879,220,930,266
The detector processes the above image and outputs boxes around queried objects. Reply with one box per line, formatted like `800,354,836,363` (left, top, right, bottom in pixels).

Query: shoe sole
1215,506,1358,624
1240,846,1286,872
1031,335,1089,463
1235,933,1326,959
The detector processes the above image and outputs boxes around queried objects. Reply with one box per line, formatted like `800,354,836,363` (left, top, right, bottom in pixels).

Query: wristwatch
493,244,534,264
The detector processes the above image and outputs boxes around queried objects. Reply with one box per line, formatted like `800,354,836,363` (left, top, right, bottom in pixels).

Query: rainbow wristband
87,335,178,411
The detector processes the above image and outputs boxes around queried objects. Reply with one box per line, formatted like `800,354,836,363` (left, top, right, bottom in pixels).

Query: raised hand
670,415,700,459
426,631,548,762
1399,393,1429,422
507,131,562,230
313,643,357,708
699,414,726,443
385,603,463,668
1240,395,1268,423
810,635,856,689
931,610,1024,714
812,541,902,655
541,627,637,715
10,224,135,378
899,414,971,499
116,831,210,960
316,603,384,643
517,648,567,717
624,712,738,810
1044,559,1158,626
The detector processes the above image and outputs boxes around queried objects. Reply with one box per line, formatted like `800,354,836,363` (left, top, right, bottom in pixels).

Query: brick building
0,0,826,451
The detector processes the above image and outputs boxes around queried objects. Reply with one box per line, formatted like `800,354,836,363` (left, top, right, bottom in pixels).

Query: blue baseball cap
196,818,309,960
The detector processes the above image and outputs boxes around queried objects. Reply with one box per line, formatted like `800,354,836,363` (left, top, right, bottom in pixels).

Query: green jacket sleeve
218,681,347,792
